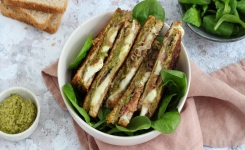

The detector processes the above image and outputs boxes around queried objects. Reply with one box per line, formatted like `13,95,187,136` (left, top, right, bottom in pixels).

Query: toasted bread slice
3,0,68,13
44,13,64,34
83,20,141,118
106,40,161,125
71,8,132,94
106,16,164,108
138,21,184,118
0,2,63,34
2,0,53,30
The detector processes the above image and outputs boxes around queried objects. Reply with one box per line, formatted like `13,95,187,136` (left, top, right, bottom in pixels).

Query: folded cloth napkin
41,59,245,150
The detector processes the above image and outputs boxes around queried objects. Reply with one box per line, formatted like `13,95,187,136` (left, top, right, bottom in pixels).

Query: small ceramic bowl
178,3,245,42
0,87,40,141
58,10,191,146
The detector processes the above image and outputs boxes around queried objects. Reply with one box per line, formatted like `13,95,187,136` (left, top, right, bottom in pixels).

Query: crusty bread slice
44,13,63,34
0,2,63,34
3,0,68,13
2,0,53,30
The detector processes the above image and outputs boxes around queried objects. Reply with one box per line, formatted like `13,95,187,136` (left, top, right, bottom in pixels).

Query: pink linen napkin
41,59,245,150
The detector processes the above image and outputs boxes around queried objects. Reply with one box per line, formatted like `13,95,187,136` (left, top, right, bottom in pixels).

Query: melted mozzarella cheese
91,75,111,106
140,106,148,116
139,72,150,86
154,60,162,75
84,58,103,82
144,89,157,103
119,68,136,90
119,45,130,60
101,45,110,52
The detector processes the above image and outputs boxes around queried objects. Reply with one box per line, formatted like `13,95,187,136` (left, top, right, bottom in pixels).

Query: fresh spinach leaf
132,0,165,25
182,5,202,27
115,116,151,133
161,69,187,103
93,120,106,129
202,15,234,37
107,127,122,134
62,83,90,123
221,0,231,13
201,4,209,16
178,0,210,5
229,0,239,18
237,0,245,15
214,0,229,20
151,109,180,134
98,107,111,121
69,35,93,69
157,93,177,119
214,14,245,30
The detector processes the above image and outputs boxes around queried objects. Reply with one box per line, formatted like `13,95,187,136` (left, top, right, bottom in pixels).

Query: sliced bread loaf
44,13,63,34
0,2,63,34
3,0,68,13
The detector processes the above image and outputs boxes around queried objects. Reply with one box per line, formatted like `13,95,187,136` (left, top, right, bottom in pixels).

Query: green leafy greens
132,0,165,25
179,0,245,38
69,35,93,69
62,83,90,123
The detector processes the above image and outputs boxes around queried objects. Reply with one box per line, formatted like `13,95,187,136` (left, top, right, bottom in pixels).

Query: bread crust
0,2,63,34
3,0,68,13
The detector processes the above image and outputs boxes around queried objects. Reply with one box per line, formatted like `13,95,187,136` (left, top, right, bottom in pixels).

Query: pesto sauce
0,93,37,134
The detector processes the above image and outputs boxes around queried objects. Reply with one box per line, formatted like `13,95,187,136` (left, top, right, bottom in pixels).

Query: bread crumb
24,27,28,30
52,43,56,46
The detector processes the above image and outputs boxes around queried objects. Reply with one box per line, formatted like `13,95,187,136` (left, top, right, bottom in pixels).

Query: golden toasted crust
0,1,63,34
3,0,68,13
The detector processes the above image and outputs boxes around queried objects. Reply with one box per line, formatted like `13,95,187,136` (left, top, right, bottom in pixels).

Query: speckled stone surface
0,0,245,150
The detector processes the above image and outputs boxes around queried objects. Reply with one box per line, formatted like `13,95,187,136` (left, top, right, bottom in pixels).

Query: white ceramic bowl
58,10,191,146
0,87,40,141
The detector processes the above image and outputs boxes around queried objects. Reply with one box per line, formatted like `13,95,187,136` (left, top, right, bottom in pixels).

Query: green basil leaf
69,35,93,69
151,109,180,134
182,5,202,27
62,83,90,123
132,0,165,25
178,0,210,5
214,14,245,31
115,116,151,133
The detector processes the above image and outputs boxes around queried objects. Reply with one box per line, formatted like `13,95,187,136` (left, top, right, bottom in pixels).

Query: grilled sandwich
138,21,184,118
71,8,132,93
106,16,164,108
106,40,161,126
83,20,141,117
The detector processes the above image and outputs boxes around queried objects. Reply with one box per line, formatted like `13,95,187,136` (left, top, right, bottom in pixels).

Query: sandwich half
106,16,164,108
138,21,184,118
71,8,132,93
106,40,161,126
83,20,141,117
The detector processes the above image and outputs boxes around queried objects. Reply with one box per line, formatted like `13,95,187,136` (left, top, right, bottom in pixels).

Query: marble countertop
0,0,245,149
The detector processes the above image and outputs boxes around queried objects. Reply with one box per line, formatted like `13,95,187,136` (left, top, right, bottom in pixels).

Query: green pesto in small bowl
0,93,37,134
